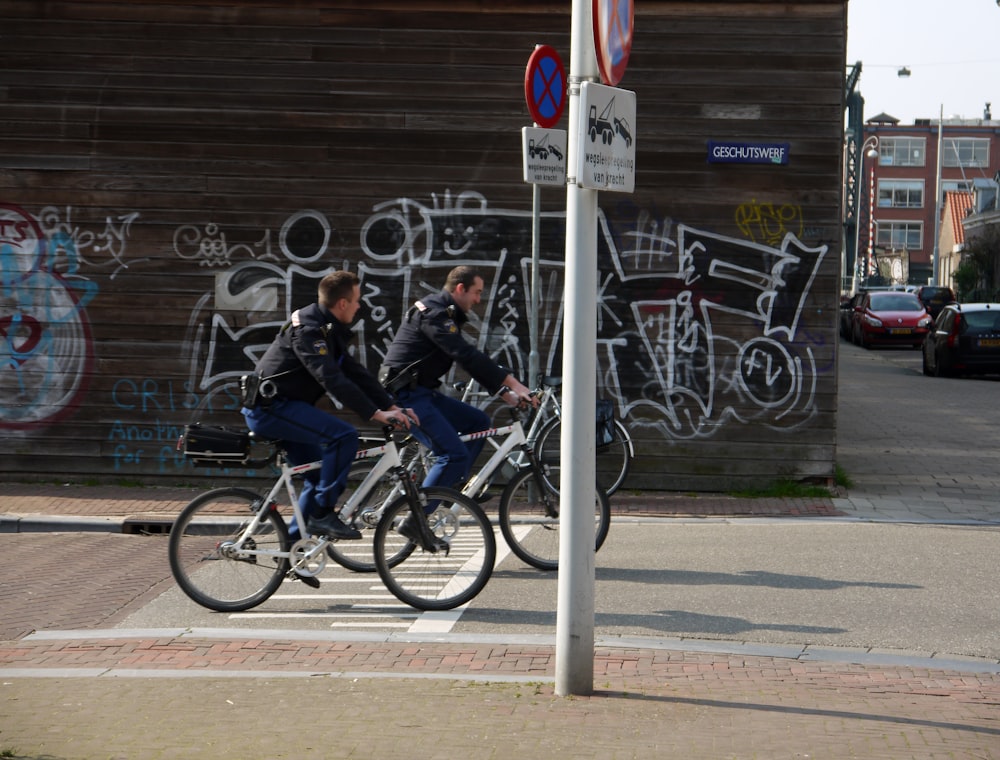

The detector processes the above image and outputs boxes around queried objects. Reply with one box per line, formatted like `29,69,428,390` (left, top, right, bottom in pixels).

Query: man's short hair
318,270,360,308
444,265,482,293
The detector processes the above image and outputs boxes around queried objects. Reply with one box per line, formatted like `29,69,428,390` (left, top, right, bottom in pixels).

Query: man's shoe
307,511,362,540
293,571,321,589
396,514,423,543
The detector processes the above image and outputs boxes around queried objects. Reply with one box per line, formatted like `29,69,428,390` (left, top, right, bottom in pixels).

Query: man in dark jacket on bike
242,270,414,546
380,265,535,494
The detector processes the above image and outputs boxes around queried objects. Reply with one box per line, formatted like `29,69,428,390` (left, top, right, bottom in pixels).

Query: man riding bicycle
242,271,415,555
379,265,536,495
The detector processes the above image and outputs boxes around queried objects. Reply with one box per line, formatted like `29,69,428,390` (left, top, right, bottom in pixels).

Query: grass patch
728,479,833,499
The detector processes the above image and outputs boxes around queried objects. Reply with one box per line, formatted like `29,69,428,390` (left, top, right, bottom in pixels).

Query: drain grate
122,517,174,535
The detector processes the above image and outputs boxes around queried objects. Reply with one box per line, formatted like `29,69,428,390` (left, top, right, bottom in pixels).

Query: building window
941,138,989,168
877,180,924,208
875,221,922,250
878,137,926,167
942,180,973,194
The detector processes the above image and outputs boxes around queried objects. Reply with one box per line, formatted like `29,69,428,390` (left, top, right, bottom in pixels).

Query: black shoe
396,514,422,543
307,511,362,540
293,571,321,589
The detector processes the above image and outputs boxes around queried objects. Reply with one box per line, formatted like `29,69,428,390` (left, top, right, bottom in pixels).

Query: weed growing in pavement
834,464,853,489
727,479,833,499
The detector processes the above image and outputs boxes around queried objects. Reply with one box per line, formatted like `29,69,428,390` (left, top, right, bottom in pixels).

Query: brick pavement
2,632,999,759
1,491,999,759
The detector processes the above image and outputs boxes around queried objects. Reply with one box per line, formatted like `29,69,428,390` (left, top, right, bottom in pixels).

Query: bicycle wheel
498,467,611,571
326,459,410,573
168,487,289,612
535,417,633,496
373,487,495,611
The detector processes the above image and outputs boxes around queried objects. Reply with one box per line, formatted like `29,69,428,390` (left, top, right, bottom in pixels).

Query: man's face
331,284,362,324
453,277,484,313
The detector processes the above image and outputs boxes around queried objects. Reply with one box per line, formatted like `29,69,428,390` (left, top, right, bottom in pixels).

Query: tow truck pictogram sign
522,126,567,186
576,81,636,193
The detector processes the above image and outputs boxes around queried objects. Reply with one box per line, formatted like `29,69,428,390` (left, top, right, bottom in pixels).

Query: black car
915,286,957,319
922,303,1000,377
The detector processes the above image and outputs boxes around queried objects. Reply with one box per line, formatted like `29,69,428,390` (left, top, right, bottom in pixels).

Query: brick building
855,107,1000,288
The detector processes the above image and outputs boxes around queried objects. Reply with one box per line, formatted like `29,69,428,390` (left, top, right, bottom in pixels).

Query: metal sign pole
555,0,598,697
529,133,541,388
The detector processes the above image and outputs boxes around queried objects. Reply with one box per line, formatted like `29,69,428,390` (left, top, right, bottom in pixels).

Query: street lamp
852,136,879,293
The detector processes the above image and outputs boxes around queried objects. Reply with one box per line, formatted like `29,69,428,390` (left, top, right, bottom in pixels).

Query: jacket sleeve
290,321,382,420
421,309,508,393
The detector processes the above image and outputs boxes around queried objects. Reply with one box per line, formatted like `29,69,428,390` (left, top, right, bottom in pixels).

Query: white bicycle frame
452,419,534,500
230,437,403,566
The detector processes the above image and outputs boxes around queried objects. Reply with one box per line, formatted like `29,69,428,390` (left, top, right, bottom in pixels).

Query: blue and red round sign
524,45,566,129
593,0,634,86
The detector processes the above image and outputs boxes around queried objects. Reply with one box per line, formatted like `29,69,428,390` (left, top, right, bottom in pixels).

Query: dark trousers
395,386,490,490
242,398,357,534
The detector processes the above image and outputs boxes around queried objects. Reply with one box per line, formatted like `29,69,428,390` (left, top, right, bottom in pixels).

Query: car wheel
922,349,933,376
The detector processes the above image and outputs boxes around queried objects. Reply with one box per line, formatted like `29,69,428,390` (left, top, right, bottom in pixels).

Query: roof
865,112,900,125
944,191,975,244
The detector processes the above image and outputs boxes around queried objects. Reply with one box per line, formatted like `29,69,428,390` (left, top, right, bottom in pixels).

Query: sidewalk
2,482,999,759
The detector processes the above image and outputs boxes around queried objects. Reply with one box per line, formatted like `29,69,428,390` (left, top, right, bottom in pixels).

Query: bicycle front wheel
373,487,495,611
498,468,611,571
535,417,633,496
168,487,289,612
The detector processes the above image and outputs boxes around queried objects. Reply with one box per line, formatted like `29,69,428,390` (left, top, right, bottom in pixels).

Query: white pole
529,177,541,388
932,104,943,285
555,0,598,697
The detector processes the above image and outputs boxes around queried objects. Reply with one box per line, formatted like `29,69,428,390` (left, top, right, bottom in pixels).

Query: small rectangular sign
522,127,567,186
577,82,636,193
707,141,789,165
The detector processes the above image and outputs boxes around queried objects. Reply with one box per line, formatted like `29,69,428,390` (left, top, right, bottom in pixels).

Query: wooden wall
0,0,848,490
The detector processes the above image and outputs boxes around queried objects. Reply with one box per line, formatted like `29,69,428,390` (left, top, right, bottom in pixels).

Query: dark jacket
255,302,393,420
382,290,508,393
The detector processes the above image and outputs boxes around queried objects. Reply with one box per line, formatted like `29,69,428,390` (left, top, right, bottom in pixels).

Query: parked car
921,302,1000,377
850,290,933,349
839,291,865,338
915,285,957,319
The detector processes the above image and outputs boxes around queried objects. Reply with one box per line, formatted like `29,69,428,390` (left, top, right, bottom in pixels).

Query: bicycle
459,375,634,497
345,401,611,571
169,423,496,612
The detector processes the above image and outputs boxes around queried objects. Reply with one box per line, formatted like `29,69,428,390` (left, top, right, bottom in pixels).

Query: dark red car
850,291,933,349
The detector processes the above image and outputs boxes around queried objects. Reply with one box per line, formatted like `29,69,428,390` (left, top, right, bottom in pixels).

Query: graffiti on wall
0,192,828,473
186,191,827,445
0,203,111,430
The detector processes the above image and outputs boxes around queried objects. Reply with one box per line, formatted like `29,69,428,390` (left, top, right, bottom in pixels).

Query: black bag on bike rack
595,399,615,448
179,423,251,467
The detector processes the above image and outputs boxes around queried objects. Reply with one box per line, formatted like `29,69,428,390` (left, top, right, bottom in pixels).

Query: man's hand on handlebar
373,406,419,430
498,381,539,410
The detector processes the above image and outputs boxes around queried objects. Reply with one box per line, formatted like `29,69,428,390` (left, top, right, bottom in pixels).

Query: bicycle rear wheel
498,467,611,571
168,487,289,612
535,417,633,496
373,487,495,611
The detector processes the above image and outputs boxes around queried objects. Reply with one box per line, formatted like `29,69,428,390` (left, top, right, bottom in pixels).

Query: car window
919,287,955,303
869,293,922,311
962,311,1000,332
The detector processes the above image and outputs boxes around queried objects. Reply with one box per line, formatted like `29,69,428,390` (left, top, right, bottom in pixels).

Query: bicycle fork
395,467,450,554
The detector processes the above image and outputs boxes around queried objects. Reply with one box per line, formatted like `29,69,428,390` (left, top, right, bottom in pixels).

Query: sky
846,0,1000,124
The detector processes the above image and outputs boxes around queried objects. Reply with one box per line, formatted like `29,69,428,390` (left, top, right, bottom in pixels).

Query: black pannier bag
596,399,615,448
179,423,251,467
